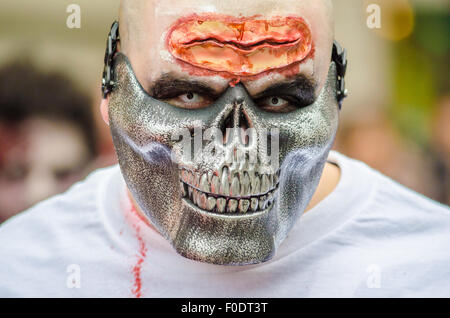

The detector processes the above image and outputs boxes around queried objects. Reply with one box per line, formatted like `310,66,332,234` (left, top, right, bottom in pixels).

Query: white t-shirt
0,151,449,298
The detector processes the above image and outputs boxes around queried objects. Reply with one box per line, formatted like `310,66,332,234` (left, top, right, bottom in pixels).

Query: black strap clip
332,40,348,109
101,21,120,98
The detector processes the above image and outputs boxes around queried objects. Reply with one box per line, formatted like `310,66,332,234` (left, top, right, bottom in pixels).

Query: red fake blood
172,53,312,82
131,224,147,298
166,13,313,77
229,78,241,87
127,196,148,298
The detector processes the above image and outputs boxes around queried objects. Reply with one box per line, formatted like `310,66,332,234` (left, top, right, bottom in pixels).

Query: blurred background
0,0,448,222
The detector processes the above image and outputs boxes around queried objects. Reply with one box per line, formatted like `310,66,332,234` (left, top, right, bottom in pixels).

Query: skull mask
103,21,347,265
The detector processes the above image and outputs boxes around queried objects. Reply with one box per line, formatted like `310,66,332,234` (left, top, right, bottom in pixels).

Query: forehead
123,0,333,93
151,0,327,20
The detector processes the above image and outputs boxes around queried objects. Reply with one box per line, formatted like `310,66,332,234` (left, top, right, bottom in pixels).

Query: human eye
256,96,298,113
163,92,214,109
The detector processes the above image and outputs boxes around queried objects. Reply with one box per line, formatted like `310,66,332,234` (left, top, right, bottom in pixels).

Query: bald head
119,1,333,51
118,0,334,101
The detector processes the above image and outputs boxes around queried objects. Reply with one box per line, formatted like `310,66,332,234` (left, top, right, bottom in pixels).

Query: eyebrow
149,73,316,104
253,74,317,105
149,74,222,100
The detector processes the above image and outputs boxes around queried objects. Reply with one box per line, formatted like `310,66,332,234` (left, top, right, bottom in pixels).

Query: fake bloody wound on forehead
167,14,313,77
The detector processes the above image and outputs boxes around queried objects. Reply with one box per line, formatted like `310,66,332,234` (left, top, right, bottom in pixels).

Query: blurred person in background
0,61,97,222
337,112,441,202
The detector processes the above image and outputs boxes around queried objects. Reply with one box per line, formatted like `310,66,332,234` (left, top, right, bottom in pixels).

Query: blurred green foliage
391,8,450,148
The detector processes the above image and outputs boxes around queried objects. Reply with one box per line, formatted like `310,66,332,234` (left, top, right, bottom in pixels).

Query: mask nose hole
238,109,252,130
221,101,253,145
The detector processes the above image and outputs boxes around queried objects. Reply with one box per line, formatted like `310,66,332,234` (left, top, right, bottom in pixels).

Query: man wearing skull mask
0,0,449,297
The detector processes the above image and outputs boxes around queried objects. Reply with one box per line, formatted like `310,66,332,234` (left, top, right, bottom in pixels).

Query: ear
100,97,110,125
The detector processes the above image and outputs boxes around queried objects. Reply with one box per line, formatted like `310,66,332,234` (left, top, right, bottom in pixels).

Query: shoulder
362,159,450,228
332,153,450,296
0,165,120,296
331,151,449,218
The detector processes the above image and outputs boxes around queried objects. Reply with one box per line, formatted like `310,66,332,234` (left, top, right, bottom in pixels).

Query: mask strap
101,21,120,98
101,21,349,109
332,40,348,109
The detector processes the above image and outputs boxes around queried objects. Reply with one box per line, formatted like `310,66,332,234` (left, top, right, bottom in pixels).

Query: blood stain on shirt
127,197,148,298
131,222,147,298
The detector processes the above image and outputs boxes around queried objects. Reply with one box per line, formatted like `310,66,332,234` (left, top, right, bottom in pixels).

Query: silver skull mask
105,22,345,264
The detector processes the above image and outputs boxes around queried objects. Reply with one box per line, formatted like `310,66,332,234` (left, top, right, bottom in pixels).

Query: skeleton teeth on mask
179,166,280,214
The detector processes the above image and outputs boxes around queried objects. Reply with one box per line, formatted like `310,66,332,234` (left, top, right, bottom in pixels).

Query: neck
304,161,341,213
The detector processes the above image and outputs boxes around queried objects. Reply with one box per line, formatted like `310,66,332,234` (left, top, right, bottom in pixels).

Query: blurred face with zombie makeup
0,62,95,223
